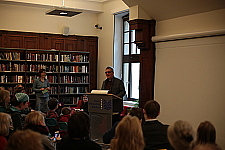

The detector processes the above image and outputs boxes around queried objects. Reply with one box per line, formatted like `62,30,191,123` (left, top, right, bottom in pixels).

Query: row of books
26,53,89,62
0,75,24,83
0,52,89,62
0,52,21,60
60,75,88,83
60,65,88,73
59,97,80,104
60,86,88,94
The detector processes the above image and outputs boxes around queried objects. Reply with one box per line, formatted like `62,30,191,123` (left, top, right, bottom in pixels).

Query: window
122,15,140,100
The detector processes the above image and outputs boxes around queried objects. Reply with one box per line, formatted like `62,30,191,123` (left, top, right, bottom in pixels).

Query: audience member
79,95,89,114
168,120,195,150
0,90,11,113
14,84,25,94
110,115,145,150
58,112,101,150
192,144,222,150
23,111,55,150
10,92,29,130
58,107,71,122
5,129,44,150
103,107,143,144
196,121,216,145
0,113,11,150
46,98,59,119
142,100,173,150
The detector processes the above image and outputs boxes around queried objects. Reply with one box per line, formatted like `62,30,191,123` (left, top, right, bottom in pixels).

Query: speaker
63,26,70,36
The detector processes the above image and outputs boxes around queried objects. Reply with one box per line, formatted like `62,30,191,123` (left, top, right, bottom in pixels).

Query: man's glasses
105,71,113,74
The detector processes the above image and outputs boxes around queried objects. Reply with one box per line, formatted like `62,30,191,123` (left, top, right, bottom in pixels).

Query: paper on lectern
91,90,109,94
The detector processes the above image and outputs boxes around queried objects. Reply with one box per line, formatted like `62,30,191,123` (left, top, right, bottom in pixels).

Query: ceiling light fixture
46,0,82,17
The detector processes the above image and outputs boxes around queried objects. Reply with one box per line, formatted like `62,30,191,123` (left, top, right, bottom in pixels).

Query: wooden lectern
87,93,123,142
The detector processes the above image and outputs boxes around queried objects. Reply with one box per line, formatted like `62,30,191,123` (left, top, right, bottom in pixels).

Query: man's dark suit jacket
142,120,173,150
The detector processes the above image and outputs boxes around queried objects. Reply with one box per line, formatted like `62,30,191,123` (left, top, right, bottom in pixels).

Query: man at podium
101,66,126,98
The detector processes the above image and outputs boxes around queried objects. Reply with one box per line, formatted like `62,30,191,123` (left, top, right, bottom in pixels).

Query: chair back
45,118,58,127
58,122,68,131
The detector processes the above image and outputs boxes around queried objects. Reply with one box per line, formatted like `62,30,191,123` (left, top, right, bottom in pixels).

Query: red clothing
58,115,70,122
0,136,7,150
46,110,58,119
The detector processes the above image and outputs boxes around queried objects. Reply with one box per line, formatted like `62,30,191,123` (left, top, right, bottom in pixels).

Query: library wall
155,35,225,149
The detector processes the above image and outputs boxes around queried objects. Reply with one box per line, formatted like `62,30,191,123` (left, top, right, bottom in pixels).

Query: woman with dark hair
32,69,50,113
192,121,222,149
58,112,101,150
0,90,11,113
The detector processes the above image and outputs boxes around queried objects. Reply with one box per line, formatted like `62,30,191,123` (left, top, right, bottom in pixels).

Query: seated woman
167,120,195,150
0,90,11,113
23,111,55,150
110,115,145,150
58,112,101,150
79,95,89,114
5,129,44,150
0,113,12,150
193,121,222,149
10,93,29,130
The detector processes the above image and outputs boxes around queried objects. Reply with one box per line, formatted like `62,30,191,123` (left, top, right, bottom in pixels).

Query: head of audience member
192,143,222,150
25,111,46,126
110,115,145,150
196,121,216,145
68,111,90,139
105,66,114,80
143,100,160,120
0,86,5,90
10,92,29,110
48,98,59,110
168,120,195,150
24,111,49,136
128,107,143,122
5,129,44,150
14,84,25,93
0,113,12,137
82,95,88,103
0,90,11,108
61,107,72,115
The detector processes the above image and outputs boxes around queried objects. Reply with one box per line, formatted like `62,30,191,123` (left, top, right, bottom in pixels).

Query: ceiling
122,0,225,21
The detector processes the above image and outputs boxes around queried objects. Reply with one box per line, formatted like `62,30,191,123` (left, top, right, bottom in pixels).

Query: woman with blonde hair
24,111,55,150
0,113,12,150
6,129,44,150
110,115,145,150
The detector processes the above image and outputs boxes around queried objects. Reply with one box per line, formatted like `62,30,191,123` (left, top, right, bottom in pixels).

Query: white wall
96,0,128,88
154,9,225,149
156,8,225,36
0,3,98,36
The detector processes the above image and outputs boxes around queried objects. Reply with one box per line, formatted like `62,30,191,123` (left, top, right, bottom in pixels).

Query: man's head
105,66,114,80
48,98,59,110
143,100,160,119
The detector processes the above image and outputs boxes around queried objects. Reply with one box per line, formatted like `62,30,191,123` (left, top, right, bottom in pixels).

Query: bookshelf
0,47,90,107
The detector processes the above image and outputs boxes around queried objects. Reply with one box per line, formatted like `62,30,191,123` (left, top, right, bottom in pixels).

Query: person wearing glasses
101,66,126,113
101,66,126,98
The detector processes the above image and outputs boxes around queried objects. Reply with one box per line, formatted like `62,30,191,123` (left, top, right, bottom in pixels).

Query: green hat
15,93,29,102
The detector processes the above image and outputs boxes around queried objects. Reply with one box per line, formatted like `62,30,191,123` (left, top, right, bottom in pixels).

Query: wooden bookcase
0,30,98,108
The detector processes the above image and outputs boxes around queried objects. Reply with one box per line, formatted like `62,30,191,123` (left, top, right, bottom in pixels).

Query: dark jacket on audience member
58,135,102,150
142,120,173,150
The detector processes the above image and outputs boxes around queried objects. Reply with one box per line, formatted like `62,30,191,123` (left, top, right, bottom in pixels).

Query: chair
58,122,68,131
45,118,59,136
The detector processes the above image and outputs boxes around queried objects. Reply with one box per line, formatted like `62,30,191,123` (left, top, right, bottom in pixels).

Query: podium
87,93,123,141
